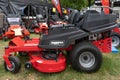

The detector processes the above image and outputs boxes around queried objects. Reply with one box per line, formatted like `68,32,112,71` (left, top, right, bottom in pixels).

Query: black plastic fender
39,27,88,49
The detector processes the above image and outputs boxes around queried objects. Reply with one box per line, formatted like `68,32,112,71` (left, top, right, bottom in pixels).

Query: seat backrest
68,10,79,24
76,10,99,28
7,14,21,25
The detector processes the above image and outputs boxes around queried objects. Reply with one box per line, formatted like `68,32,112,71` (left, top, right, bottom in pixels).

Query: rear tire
70,42,102,73
4,56,21,73
111,32,120,47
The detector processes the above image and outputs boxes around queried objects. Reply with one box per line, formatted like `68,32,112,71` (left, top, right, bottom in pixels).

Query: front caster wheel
70,42,102,73
4,56,21,73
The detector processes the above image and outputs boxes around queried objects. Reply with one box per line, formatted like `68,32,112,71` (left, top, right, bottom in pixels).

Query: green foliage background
60,0,94,10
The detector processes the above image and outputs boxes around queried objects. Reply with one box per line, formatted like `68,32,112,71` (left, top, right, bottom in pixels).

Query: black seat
68,10,99,28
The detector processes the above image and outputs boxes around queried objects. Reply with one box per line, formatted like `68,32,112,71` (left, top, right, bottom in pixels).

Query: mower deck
30,53,66,73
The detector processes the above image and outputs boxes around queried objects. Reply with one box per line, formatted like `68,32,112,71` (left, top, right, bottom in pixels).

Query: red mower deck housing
30,53,66,73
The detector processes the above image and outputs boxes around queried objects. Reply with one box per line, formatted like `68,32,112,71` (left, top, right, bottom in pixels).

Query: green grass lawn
0,34,120,80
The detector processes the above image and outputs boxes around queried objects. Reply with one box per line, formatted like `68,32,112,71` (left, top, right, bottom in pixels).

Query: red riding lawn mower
94,0,120,47
2,15,30,41
3,0,118,74
0,3,30,41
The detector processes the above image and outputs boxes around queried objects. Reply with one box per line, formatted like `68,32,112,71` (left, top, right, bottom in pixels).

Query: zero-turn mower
0,1,30,41
3,0,118,74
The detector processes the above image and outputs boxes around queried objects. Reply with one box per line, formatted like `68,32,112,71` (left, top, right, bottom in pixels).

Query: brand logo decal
50,40,65,46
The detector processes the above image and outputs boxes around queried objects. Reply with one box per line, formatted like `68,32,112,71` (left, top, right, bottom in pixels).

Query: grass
0,34,120,80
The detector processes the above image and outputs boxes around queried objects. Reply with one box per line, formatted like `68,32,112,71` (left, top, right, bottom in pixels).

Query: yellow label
52,8,56,12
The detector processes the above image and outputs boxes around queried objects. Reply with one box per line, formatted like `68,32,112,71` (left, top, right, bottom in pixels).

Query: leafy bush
60,0,94,10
